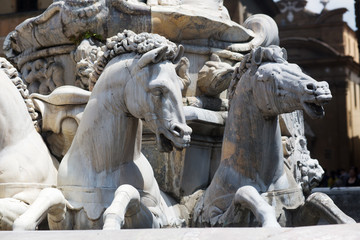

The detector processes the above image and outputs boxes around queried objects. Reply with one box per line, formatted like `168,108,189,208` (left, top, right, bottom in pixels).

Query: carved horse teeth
306,102,324,115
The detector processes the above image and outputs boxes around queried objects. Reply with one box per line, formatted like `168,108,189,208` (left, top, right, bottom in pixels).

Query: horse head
124,45,192,152
234,46,332,119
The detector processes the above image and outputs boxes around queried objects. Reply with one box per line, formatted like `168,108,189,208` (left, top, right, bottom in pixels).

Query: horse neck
116,114,143,165
109,55,143,163
0,74,34,147
102,112,143,167
221,83,284,188
89,56,143,172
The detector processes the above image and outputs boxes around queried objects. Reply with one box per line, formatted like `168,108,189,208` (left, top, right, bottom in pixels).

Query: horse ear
281,47,288,61
137,45,168,69
252,47,264,65
175,56,191,90
248,47,263,75
172,45,184,64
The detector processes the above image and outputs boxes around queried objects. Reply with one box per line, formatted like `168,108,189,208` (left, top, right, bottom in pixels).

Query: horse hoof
103,214,123,230
13,219,36,231
262,220,281,228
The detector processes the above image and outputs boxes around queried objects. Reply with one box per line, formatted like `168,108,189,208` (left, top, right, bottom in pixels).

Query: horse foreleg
103,184,161,230
234,185,281,228
294,192,356,226
0,198,29,230
12,188,67,230
103,184,141,230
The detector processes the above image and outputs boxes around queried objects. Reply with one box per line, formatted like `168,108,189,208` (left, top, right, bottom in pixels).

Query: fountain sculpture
0,0,355,231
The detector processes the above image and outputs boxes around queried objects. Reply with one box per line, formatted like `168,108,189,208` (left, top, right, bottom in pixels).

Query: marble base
2,224,360,240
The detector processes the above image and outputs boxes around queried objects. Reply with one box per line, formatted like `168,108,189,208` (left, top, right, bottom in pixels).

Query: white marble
193,45,353,227
31,86,91,158
0,0,355,232
2,224,360,240
12,31,191,230
0,58,58,230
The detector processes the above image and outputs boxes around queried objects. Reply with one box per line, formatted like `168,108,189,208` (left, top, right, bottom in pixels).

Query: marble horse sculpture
193,46,355,227
13,30,192,230
0,58,58,230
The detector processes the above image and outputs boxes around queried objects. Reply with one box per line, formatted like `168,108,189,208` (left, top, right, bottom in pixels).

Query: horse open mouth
303,102,325,119
156,127,191,152
159,133,174,152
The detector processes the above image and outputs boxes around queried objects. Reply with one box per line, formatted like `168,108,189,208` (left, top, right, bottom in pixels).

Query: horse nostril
172,126,183,137
306,83,316,90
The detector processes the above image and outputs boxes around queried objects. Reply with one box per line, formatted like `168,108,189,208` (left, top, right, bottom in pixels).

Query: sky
274,0,357,30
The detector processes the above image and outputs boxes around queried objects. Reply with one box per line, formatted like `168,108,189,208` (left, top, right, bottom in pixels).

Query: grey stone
1,224,360,240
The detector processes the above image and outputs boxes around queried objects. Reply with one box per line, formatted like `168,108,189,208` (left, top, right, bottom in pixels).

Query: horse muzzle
301,81,332,119
156,123,192,152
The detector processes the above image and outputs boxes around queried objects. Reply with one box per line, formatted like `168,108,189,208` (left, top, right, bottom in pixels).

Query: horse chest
118,158,156,191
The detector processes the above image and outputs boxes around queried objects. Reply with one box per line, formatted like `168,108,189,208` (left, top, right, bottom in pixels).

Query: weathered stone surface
313,187,360,223
9,31,192,231
0,58,58,230
30,86,90,158
4,0,254,59
2,224,360,240
193,45,353,228
1,0,353,233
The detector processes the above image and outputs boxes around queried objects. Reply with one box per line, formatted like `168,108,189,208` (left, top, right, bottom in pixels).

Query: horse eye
151,88,162,96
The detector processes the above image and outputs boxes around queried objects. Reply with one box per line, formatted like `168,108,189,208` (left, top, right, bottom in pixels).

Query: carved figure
74,39,104,90
1,0,353,230
21,58,65,95
31,86,91,159
193,46,355,227
4,0,249,55
4,1,279,68
0,58,58,230
279,111,324,196
297,152,324,196
197,54,236,97
13,31,192,230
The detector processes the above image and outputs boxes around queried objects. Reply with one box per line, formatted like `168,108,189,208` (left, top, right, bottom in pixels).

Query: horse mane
86,30,181,90
228,45,288,105
0,57,39,130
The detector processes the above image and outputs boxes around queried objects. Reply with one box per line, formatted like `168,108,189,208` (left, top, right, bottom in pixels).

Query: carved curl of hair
89,30,182,90
227,45,288,104
0,57,39,130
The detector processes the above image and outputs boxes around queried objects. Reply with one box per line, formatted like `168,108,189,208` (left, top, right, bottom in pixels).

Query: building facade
224,0,279,24
274,0,360,172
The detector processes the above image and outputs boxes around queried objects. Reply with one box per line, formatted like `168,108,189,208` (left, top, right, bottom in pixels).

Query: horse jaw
155,124,191,152
302,102,326,119
156,132,174,152
301,82,332,119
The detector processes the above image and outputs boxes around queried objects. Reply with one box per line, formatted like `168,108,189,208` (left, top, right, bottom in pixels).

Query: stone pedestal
2,224,360,240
